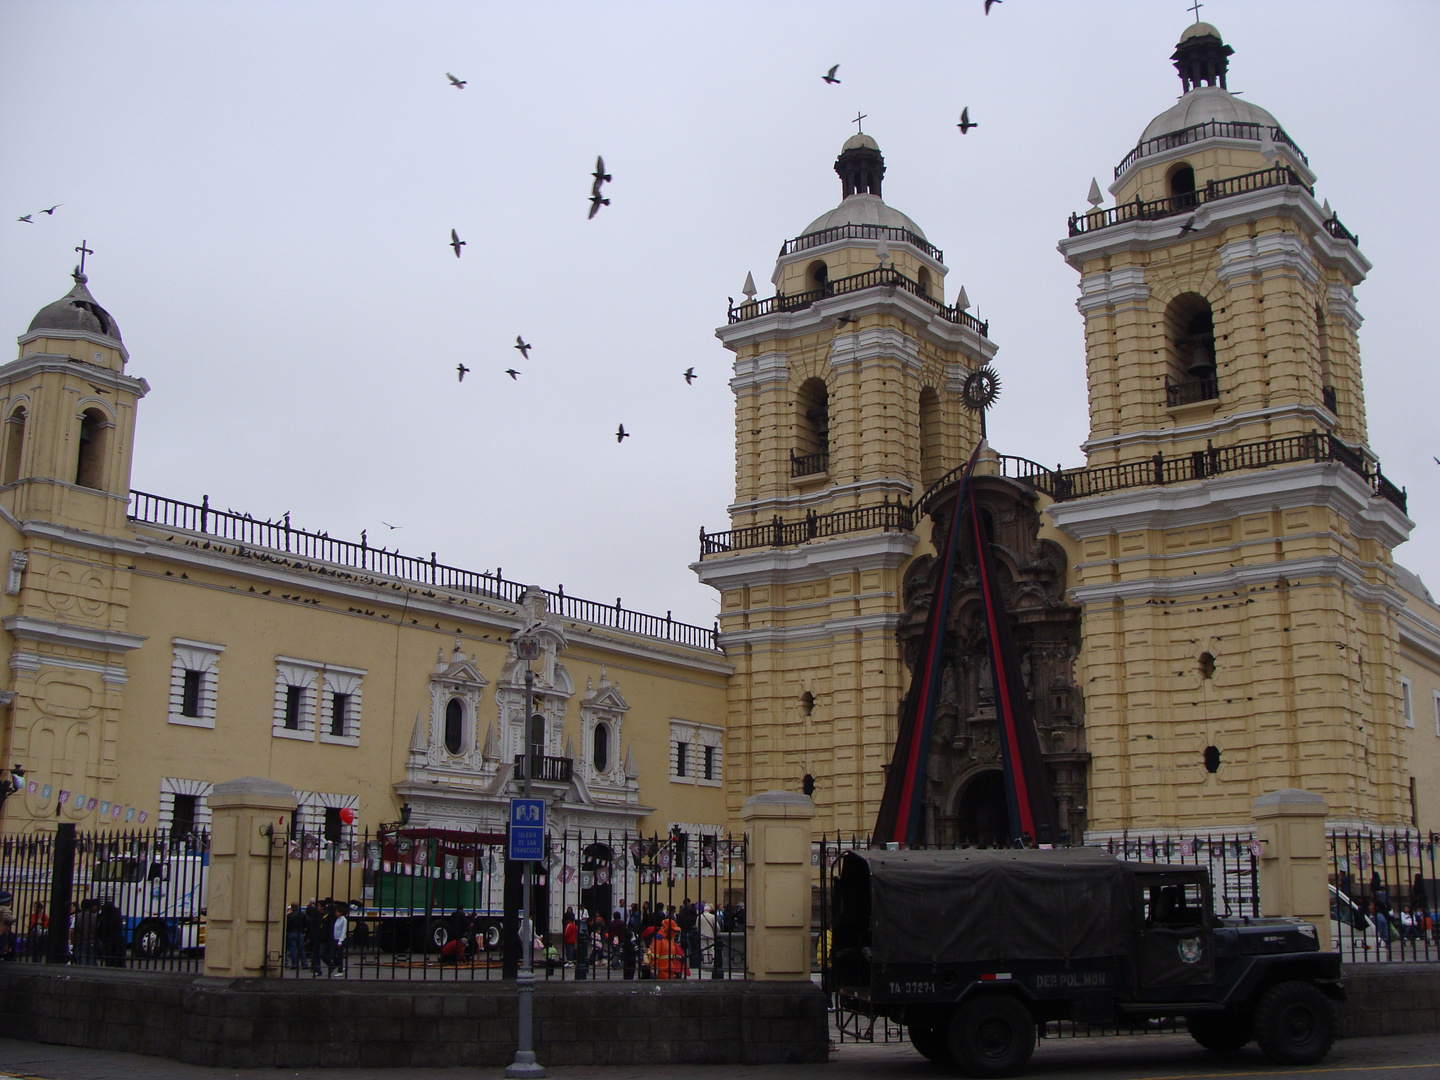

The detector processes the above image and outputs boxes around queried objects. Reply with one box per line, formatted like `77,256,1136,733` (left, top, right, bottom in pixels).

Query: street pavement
1,1033,1438,1079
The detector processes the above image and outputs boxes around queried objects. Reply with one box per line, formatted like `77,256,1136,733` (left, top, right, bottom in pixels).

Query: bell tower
696,134,994,832
1050,25,1412,837
0,261,149,826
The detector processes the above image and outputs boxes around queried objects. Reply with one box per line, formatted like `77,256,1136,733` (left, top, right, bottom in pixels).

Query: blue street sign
509,798,545,861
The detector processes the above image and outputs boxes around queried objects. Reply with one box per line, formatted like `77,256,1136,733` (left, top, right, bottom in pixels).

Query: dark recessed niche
1203,745,1221,773
1199,652,1216,679
801,691,815,716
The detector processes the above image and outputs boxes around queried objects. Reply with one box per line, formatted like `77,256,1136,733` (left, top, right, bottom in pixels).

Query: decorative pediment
434,636,488,690
582,670,630,712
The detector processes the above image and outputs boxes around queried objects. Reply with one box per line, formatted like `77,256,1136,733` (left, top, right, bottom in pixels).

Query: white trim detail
3,615,146,652
168,639,223,729
1077,266,1149,313
159,777,214,836
1217,232,1320,289
273,657,321,741
1401,677,1414,728
827,326,924,375
319,664,365,746
670,719,722,787
730,351,790,393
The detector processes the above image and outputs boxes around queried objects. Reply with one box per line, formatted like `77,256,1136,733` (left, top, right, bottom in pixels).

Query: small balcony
1166,375,1219,408
1069,164,1314,237
790,449,829,478
513,754,573,784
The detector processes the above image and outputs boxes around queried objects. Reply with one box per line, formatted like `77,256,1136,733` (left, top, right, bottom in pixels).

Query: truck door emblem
1178,937,1202,964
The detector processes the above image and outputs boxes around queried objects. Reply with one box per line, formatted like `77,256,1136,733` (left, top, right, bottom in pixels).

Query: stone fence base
0,968,828,1069
1337,963,1440,1038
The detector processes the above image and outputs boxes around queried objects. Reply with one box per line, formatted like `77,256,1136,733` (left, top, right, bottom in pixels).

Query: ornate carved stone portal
899,475,1088,845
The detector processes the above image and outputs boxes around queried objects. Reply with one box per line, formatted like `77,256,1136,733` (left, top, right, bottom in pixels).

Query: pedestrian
678,898,698,969
304,899,323,976
97,899,125,967
562,911,577,967
328,903,349,977
649,917,688,980
73,899,99,966
26,901,47,962
627,902,641,937
285,903,308,972
1370,898,1391,951
0,907,15,961
699,901,717,970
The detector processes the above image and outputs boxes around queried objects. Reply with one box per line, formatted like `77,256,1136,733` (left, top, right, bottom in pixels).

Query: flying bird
591,156,611,195
1178,216,1198,235
683,367,696,385
446,73,466,89
450,228,466,257
505,369,520,380
957,107,977,134
16,215,31,223
588,192,610,219
456,363,470,382
822,65,841,84
40,204,61,215
382,522,402,530
514,336,532,359
984,0,1002,13
615,424,630,443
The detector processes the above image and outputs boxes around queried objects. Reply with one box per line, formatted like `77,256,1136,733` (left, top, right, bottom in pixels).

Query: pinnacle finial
742,271,757,300
1087,178,1104,208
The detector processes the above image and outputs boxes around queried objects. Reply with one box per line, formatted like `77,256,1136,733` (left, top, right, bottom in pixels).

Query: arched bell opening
74,407,113,491
1163,293,1218,407
3,405,26,486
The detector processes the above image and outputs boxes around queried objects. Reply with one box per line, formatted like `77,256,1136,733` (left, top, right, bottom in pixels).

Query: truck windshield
1144,882,1205,928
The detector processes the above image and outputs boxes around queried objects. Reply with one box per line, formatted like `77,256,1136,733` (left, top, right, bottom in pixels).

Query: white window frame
1433,689,1440,738
292,789,359,855
670,720,722,787
159,777,214,836
319,664,366,747
168,638,224,729
1401,677,1414,728
273,657,321,741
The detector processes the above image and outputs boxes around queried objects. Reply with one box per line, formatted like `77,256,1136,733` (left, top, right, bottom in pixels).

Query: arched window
444,697,464,755
528,712,545,757
805,260,829,295
918,387,942,485
592,723,610,773
1163,293,1218,406
917,267,932,298
74,408,110,490
3,406,26,486
1316,304,1336,413
793,377,829,476
1168,163,1197,208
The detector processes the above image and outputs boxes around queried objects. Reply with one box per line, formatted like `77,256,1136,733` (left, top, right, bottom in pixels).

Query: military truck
829,848,1342,1077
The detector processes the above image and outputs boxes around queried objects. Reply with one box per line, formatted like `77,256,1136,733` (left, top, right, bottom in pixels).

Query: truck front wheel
1185,1010,1253,1052
948,995,1035,1078
1254,981,1335,1065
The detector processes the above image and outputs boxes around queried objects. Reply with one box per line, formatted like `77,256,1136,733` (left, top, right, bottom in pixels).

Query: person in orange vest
649,917,688,980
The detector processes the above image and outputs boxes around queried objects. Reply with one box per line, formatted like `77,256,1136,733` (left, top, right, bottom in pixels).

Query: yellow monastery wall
1395,585,1440,835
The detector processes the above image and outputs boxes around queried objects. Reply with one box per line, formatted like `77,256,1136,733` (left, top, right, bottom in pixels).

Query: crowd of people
283,899,350,977
550,899,743,979
0,898,130,965
1339,871,1438,951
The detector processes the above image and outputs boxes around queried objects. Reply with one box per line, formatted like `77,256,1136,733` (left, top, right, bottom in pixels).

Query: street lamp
0,764,25,809
506,636,545,1079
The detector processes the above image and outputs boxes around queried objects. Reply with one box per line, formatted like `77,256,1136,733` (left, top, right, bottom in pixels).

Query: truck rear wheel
948,994,1035,1078
908,1023,951,1066
1254,981,1335,1065
1185,1010,1253,1052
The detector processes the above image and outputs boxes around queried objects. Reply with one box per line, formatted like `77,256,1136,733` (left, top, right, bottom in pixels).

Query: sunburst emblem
962,365,1002,412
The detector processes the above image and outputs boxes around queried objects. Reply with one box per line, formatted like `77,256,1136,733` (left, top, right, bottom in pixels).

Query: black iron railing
699,499,912,557
1166,375,1219,408
512,754,574,784
704,432,1406,558
1069,164,1314,237
790,450,829,478
728,266,989,337
129,491,718,652
1324,213,1359,246
1328,827,1439,965
1114,120,1308,179
780,222,943,264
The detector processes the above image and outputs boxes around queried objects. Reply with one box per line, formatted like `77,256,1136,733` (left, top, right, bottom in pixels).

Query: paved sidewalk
2,1034,1439,1080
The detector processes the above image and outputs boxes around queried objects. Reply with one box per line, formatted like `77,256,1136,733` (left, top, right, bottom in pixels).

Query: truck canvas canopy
839,848,1146,964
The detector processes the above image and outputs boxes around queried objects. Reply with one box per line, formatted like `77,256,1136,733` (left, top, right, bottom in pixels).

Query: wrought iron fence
1069,164,1314,237
129,491,718,652
1323,213,1359,246
727,266,989,337
1328,827,1439,964
268,824,746,982
699,498,912,557
1097,832,1260,920
0,825,208,971
1165,375,1219,408
780,222,944,264
790,450,829,478
1113,120,1308,178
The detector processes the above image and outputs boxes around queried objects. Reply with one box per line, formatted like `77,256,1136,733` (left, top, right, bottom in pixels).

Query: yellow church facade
0,270,732,845
696,23,1440,844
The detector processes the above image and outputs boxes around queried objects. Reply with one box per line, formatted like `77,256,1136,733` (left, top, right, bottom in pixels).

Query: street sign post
509,798,545,862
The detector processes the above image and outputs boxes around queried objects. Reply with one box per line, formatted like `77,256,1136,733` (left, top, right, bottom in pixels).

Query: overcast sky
1,1,1436,629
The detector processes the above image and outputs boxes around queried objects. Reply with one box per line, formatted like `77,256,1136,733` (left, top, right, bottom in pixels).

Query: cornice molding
2,615,146,653
692,530,916,592
1080,402,1342,457
717,611,904,649
828,326,923,375
15,329,131,365
0,352,146,396
1077,266,1150,314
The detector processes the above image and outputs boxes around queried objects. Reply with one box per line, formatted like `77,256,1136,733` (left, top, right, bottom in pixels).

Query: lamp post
506,638,545,1079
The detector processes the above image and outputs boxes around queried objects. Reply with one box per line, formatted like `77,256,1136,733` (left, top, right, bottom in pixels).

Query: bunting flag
873,446,982,846
967,480,1060,846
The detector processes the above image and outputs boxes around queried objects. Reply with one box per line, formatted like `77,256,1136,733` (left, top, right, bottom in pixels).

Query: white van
1330,884,1377,961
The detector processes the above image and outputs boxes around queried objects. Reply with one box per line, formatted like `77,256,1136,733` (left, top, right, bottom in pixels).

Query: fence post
204,777,297,978
1252,788,1330,951
741,790,815,980
45,823,76,964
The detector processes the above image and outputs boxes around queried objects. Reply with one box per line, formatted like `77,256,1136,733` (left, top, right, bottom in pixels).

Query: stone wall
1336,963,1440,1038
0,968,828,1069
